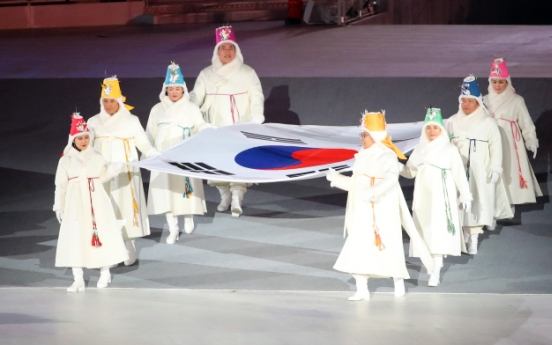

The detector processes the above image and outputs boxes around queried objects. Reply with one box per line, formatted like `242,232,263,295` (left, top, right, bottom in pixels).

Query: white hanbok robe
88,106,157,239
330,143,433,278
401,127,472,257
145,94,212,216
53,146,128,268
445,107,513,227
484,89,542,204
190,61,264,127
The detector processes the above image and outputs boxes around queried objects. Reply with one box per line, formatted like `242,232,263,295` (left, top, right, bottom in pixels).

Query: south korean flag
131,123,422,183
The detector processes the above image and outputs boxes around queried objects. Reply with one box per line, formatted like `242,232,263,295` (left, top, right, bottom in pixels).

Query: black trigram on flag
169,162,234,175
286,164,350,178
241,131,306,145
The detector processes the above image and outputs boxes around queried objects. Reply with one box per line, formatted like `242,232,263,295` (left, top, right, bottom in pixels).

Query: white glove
149,150,161,159
326,168,337,182
249,116,264,124
108,162,124,176
529,145,537,159
461,201,471,212
489,172,500,184
55,211,63,224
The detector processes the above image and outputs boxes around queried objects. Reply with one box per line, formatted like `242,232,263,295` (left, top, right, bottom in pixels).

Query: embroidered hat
100,76,133,111
64,112,94,155
489,57,510,79
360,110,406,160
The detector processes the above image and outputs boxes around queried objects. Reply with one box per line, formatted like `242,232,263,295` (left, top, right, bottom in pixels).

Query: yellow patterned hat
360,110,406,160
100,76,133,111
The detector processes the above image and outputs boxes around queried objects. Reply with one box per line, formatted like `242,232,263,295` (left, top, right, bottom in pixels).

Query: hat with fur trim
100,76,133,111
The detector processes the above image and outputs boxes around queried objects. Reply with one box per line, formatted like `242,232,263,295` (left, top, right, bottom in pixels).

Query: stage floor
1,288,551,345
1,22,551,343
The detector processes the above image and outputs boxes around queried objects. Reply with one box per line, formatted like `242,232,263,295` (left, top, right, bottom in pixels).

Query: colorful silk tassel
374,231,385,251
91,231,103,247
183,177,193,199
519,174,528,189
132,197,139,226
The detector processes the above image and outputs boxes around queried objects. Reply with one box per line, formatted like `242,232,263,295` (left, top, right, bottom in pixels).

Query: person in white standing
54,113,128,292
87,77,158,266
326,111,433,301
445,75,512,255
483,57,542,215
190,25,265,217
400,108,472,286
146,62,213,243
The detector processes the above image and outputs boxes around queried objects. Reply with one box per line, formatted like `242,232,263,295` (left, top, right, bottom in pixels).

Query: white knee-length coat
145,92,212,216
330,143,433,278
88,105,157,239
400,124,472,257
484,85,542,205
53,146,128,268
445,107,513,227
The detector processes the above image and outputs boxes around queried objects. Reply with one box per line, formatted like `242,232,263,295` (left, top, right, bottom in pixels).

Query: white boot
231,189,244,218
124,239,136,266
348,275,370,301
97,267,111,288
486,219,497,230
462,227,469,245
468,234,479,255
216,186,232,212
184,215,194,234
394,278,405,297
428,256,443,287
165,213,180,244
511,205,516,216
67,267,85,293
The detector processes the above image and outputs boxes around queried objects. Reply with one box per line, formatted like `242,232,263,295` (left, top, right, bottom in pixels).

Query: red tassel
519,174,528,189
91,232,103,247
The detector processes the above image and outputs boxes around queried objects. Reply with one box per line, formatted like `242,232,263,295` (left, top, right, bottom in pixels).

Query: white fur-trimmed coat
88,107,157,239
190,63,264,127
54,147,128,268
483,92,542,204
445,107,513,227
145,95,212,216
330,144,433,278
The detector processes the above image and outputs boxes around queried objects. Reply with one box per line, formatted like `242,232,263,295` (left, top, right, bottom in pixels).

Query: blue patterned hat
164,62,185,87
459,74,482,99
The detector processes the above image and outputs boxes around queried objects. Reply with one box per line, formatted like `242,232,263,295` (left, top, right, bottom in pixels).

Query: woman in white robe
87,77,158,266
327,111,433,301
483,57,542,212
54,113,128,292
400,108,472,287
146,63,212,243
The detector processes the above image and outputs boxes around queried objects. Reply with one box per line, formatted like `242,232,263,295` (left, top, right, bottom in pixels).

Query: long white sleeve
53,159,68,212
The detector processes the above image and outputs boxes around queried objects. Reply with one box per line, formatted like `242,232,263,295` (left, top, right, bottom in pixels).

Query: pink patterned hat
489,57,510,79
216,26,237,45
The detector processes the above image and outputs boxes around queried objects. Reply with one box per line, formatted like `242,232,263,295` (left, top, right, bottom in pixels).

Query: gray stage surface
1,22,551,344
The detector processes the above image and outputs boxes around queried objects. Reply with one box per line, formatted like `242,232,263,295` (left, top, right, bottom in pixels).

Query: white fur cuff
525,138,539,150
489,165,503,175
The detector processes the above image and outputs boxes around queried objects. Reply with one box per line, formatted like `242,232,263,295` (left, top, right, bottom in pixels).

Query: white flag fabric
130,123,423,183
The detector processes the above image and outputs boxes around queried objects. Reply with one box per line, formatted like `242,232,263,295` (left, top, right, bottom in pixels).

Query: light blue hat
164,62,185,87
